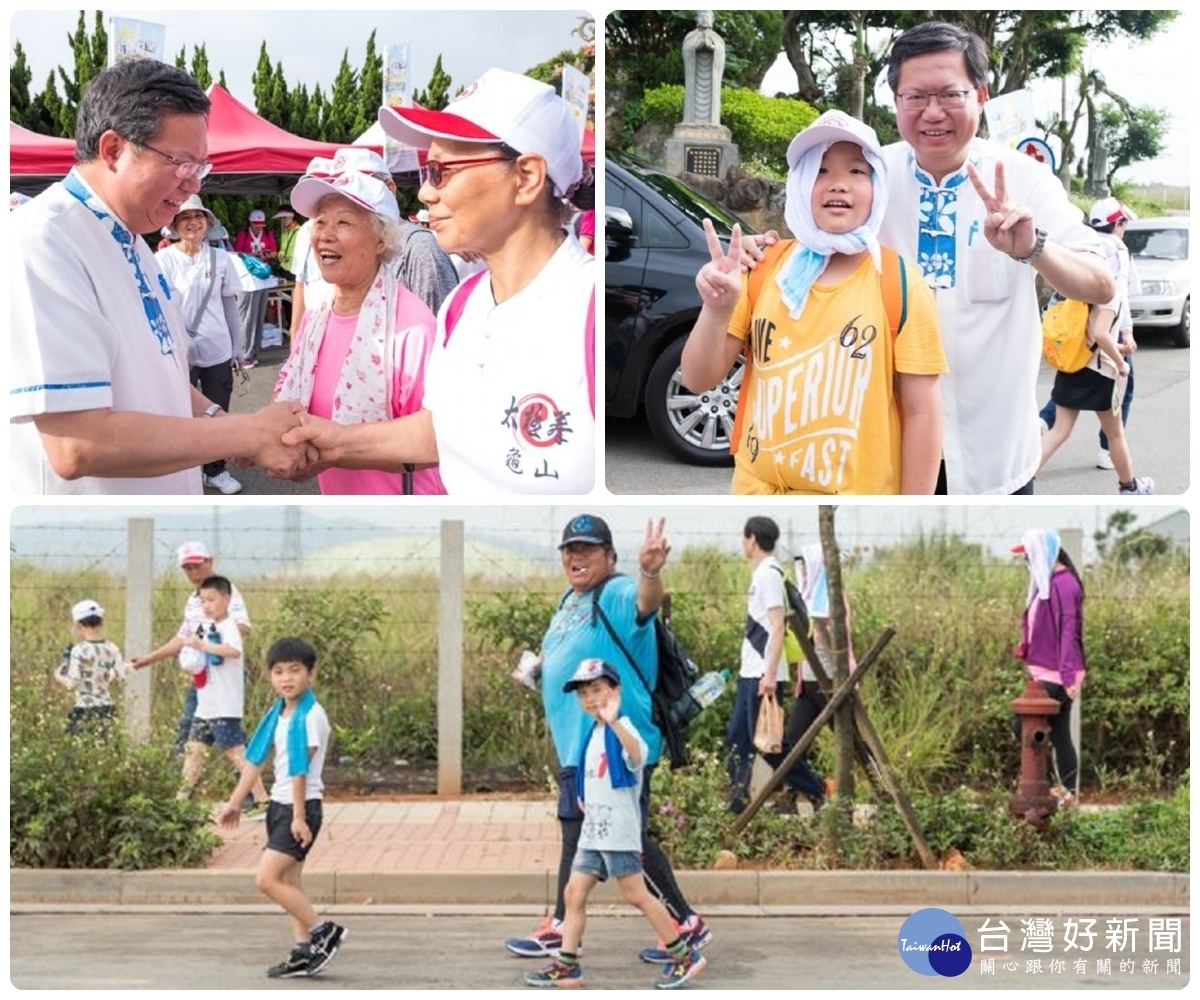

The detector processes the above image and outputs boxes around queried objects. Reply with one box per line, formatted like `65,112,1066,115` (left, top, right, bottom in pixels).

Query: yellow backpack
1041,298,1094,373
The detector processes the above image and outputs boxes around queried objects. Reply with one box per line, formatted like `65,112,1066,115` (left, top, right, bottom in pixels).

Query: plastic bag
753,691,784,754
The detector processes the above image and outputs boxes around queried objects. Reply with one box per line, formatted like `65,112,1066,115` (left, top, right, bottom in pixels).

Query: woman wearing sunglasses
283,68,594,495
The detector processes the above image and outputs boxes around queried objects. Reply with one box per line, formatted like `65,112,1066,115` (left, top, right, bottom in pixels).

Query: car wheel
643,336,741,466
1171,298,1190,348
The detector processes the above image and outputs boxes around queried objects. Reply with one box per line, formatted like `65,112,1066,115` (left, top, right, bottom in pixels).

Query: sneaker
203,470,243,495
523,958,583,988
506,915,564,958
267,944,313,979
655,947,707,990
242,799,269,822
240,357,258,370
1117,476,1155,495
639,915,712,964
307,921,347,976
1096,448,1115,470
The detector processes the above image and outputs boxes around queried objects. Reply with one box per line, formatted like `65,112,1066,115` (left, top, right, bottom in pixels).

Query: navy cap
559,514,613,549
563,658,621,693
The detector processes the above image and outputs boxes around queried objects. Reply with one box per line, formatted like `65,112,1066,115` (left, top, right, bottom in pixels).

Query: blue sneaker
655,947,707,989
506,915,564,958
639,915,712,964
523,958,583,988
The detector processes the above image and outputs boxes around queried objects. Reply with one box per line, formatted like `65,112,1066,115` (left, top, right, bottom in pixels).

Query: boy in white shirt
217,636,345,979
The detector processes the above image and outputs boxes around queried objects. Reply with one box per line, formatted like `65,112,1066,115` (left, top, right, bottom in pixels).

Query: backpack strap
730,242,908,455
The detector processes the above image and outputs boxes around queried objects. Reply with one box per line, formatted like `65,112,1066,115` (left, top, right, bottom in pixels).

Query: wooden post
438,520,464,796
123,518,154,744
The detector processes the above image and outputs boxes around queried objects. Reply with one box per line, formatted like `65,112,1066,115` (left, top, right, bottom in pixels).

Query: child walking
55,599,125,734
216,637,346,978
524,659,706,990
682,109,947,495
179,576,269,810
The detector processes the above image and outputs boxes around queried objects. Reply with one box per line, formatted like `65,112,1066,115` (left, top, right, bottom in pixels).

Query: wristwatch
1010,226,1047,265
203,403,222,418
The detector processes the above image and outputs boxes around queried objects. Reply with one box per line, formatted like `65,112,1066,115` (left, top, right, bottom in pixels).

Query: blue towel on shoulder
575,715,638,804
245,688,316,777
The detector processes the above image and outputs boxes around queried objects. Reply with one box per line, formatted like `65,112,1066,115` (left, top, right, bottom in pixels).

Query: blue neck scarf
246,688,317,777
575,714,638,804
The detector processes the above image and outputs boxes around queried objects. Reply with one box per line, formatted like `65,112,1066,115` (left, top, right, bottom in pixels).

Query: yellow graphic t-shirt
728,249,946,494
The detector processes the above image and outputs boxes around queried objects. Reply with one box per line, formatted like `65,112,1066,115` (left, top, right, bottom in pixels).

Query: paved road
9,910,1188,989
605,332,1189,496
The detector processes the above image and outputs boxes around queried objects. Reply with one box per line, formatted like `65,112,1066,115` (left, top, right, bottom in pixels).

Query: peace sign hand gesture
967,161,1037,259
695,218,744,312
639,517,671,577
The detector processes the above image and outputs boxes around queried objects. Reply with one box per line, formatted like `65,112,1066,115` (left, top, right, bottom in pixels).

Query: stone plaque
686,145,721,177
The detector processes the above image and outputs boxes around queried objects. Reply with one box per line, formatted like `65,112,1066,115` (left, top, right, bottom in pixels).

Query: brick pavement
208,799,562,874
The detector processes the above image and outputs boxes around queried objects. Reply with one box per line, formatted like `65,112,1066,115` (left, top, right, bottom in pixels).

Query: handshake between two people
230,402,347,481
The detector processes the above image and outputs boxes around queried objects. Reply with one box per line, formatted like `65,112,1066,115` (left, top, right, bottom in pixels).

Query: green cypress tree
324,50,358,144
413,53,452,111
10,41,33,127
356,30,383,138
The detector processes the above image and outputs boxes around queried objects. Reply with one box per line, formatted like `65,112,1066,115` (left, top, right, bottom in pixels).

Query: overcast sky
8,9,590,108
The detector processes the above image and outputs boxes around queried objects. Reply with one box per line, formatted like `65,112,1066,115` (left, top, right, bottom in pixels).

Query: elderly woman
282,68,595,495
155,194,245,495
274,151,445,495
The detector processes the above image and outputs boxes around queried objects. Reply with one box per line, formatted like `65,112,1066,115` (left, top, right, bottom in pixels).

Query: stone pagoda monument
664,11,739,179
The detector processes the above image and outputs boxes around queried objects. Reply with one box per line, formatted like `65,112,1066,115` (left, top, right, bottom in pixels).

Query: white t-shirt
578,717,647,852
740,557,790,683
290,218,330,302
175,584,251,673
270,701,331,804
194,616,245,721
878,138,1106,494
10,172,200,495
156,244,241,366
423,237,595,494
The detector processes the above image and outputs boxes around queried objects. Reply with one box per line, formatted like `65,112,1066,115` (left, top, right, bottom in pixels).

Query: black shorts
265,799,323,861
1051,367,1116,412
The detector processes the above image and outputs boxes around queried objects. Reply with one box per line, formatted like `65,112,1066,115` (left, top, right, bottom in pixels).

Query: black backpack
568,577,700,770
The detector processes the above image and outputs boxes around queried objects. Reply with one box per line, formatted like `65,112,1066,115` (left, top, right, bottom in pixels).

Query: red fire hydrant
1009,678,1061,828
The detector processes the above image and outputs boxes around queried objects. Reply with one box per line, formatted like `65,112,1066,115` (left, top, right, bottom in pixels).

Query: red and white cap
290,149,399,223
1089,197,1135,227
248,209,267,223
72,599,105,622
177,540,212,566
378,67,583,197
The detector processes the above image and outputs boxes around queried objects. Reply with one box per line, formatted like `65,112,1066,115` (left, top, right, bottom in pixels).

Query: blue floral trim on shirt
912,149,979,290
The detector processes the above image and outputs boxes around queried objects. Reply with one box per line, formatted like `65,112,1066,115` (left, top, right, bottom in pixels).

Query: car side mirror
605,207,637,249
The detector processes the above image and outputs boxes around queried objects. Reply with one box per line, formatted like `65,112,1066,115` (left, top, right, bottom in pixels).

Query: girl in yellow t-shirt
681,110,947,495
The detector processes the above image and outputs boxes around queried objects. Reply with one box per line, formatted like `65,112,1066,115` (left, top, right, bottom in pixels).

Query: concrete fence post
124,518,154,743
438,520,464,795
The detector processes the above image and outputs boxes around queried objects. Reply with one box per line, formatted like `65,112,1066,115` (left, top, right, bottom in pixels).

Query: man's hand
639,517,671,575
696,219,745,311
291,817,313,848
245,401,311,478
278,413,343,480
967,162,1037,259
127,655,152,670
740,229,780,270
216,801,241,830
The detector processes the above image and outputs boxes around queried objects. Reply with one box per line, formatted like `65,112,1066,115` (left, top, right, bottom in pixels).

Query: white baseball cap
249,209,267,223
787,110,884,171
177,540,212,566
1089,197,1134,226
290,167,400,223
378,67,584,197
72,599,105,622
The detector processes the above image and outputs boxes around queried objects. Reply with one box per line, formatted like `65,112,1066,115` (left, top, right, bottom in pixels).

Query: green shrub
10,681,218,869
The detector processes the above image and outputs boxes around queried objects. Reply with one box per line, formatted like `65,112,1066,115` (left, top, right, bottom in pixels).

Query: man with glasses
877,20,1113,495
11,59,308,494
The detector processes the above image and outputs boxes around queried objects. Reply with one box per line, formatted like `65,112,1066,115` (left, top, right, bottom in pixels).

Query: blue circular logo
898,908,973,977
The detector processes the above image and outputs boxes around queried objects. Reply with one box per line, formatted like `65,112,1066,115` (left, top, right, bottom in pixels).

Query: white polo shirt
740,557,790,683
423,236,595,494
879,138,1105,494
11,173,200,495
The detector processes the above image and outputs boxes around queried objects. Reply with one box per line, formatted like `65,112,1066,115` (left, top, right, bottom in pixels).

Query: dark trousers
726,677,825,813
190,363,233,477
553,764,691,925
1041,682,1078,790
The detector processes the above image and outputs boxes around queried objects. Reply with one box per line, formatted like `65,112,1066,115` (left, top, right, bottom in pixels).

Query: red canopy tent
10,122,77,195
582,123,595,166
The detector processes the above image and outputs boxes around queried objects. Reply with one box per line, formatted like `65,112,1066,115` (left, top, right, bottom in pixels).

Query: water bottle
205,622,224,667
689,669,729,709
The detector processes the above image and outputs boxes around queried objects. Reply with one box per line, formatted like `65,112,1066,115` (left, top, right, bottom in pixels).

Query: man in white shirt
877,20,1114,494
11,59,309,494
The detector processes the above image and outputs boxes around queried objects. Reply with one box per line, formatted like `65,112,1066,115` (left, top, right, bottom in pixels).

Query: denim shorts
266,800,323,861
187,716,247,751
573,847,644,881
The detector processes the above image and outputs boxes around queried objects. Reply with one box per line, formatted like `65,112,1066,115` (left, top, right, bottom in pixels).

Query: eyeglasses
896,89,974,111
130,137,213,180
419,156,511,189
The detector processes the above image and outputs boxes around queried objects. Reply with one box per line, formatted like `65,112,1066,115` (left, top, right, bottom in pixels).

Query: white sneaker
203,470,243,495
1096,449,1115,470
1117,476,1155,496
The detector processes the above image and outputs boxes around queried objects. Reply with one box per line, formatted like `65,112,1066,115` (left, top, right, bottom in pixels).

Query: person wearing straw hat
273,150,446,495
156,194,245,494
282,68,595,495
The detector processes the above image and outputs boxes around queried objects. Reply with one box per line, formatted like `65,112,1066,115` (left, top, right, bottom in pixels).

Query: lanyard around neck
62,170,178,358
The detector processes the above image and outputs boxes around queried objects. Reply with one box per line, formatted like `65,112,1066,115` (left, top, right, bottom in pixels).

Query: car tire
643,336,740,466
1171,298,1190,348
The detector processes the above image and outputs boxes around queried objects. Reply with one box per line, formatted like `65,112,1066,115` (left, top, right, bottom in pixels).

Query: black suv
605,152,754,465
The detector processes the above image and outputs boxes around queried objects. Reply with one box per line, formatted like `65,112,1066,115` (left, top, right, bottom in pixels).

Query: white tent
352,121,422,176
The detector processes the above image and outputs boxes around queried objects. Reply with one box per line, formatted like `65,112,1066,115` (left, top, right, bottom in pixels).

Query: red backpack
730,240,909,455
